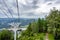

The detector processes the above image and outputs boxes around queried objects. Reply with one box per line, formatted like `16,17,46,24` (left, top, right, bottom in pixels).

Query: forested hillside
19,8,60,40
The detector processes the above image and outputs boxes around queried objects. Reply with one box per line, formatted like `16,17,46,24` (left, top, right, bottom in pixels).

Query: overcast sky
0,0,60,18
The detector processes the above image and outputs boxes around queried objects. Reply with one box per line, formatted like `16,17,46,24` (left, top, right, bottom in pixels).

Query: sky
0,0,60,18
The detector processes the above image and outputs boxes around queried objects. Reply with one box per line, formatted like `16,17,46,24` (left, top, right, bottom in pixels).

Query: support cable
2,0,13,18
0,8,9,18
16,0,20,19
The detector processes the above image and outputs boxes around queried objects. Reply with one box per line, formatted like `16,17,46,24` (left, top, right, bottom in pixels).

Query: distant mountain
0,18,36,29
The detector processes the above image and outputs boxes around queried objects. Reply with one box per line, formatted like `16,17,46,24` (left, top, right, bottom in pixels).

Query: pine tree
37,18,43,32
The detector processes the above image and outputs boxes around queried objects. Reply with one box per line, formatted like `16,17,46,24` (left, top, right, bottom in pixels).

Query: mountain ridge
0,18,36,29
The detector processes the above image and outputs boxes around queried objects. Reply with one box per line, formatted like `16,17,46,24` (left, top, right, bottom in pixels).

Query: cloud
55,0,60,4
0,0,60,18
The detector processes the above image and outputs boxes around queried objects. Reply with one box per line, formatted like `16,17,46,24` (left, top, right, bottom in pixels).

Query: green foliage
25,18,47,33
27,23,32,33
37,18,47,33
19,18,47,40
31,22,39,33
0,30,13,40
46,8,60,33
48,34,54,40
46,8,60,40
37,18,42,32
19,33,45,40
19,8,60,40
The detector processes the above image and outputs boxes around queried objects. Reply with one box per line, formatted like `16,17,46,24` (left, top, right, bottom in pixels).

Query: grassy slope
19,33,45,40
48,34,54,40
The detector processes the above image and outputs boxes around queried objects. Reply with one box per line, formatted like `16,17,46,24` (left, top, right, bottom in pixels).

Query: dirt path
46,33,48,40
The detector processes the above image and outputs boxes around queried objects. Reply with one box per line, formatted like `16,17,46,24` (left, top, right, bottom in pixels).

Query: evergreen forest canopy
0,8,60,40
19,8,60,40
